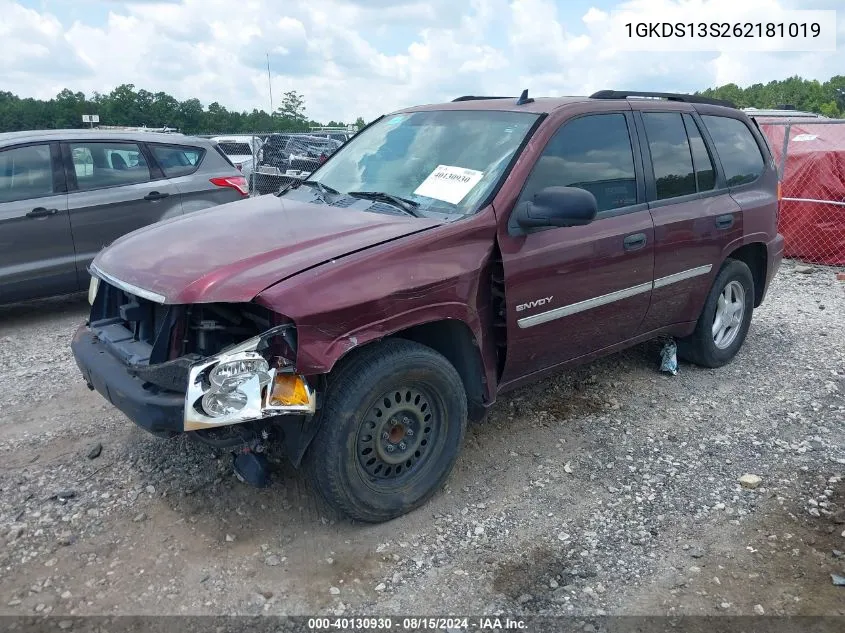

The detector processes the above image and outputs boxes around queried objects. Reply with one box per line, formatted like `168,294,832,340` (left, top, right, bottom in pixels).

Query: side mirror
515,186,598,229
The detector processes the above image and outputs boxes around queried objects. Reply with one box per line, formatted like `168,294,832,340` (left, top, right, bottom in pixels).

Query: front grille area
89,281,179,366
89,280,283,369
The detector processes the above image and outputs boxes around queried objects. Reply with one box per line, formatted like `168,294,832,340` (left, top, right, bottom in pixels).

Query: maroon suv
72,90,783,522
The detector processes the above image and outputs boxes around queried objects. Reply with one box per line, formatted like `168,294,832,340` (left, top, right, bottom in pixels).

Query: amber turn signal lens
269,374,310,407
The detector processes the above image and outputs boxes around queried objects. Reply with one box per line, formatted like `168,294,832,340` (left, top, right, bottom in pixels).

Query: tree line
0,85,365,135
0,75,843,135
699,75,845,117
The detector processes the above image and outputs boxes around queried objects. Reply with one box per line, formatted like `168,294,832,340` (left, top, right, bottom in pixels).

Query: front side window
701,115,765,186
150,145,204,177
0,144,54,203
309,110,539,215
642,112,696,200
518,113,638,213
70,141,151,190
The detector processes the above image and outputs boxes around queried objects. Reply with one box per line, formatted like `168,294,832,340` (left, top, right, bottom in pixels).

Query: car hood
91,194,442,304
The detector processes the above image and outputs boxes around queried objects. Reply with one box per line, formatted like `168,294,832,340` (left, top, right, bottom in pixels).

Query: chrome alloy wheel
712,280,745,349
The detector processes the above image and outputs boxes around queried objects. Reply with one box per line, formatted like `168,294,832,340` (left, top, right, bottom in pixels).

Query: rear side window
150,145,204,178
70,141,151,191
642,112,696,200
519,113,638,213
0,144,54,202
682,114,716,191
701,115,765,186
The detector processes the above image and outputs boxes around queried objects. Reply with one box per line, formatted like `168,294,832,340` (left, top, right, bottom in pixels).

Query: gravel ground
0,260,844,620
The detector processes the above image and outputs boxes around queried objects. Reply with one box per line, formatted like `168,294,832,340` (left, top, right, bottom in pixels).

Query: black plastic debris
233,452,270,488
49,490,76,503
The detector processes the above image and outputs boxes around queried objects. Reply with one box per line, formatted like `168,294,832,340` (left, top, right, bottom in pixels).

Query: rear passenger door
0,142,75,302
636,109,743,331
64,139,180,280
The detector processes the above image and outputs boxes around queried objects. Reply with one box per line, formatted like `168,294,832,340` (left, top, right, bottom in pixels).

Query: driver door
498,111,655,385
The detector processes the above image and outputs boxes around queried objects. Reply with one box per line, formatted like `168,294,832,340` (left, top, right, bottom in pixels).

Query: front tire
305,339,467,523
678,258,755,368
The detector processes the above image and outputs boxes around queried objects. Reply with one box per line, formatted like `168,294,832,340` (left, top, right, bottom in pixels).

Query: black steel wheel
305,339,467,523
356,387,438,483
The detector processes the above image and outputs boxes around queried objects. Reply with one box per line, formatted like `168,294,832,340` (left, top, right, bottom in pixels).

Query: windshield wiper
346,191,422,217
303,180,339,195
275,179,339,197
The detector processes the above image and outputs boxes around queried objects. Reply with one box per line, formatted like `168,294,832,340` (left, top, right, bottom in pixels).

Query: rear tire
305,339,467,523
678,258,755,368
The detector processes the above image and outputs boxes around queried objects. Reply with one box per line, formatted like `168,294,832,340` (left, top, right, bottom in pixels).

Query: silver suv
0,129,247,304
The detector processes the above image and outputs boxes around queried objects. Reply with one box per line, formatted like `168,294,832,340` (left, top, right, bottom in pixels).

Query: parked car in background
71,89,782,523
742,106,829,120
210,135,260,182
309,126,358,143
0,129,247,304
252,134,343,194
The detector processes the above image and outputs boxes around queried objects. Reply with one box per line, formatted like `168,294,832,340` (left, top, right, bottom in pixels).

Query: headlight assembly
183,324,315,431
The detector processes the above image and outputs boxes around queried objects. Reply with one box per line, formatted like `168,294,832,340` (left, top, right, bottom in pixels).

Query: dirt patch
621,478,845,616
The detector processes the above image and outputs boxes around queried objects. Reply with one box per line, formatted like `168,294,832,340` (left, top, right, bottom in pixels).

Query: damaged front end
183,325,316,431
73,271,318,458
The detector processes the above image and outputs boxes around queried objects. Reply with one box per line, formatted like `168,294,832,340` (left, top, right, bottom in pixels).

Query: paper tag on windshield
414,165,484,205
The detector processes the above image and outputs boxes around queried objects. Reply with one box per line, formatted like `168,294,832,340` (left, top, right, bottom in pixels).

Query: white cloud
0,0,842,124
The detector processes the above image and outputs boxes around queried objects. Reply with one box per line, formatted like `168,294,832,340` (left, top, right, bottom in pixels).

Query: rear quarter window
701,115,766,187
150,144,205,178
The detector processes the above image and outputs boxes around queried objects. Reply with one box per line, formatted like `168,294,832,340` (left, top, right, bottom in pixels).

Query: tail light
210,176,248,196
318,153,327,164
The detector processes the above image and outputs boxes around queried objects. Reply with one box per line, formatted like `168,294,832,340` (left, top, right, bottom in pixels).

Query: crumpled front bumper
71,324,316,437
72,325,183,437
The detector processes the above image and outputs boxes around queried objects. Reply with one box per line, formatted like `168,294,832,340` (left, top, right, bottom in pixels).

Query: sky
3,0,843,123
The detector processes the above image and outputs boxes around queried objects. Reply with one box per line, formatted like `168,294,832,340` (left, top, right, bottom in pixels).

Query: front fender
299,301,491,372
254,209,501,401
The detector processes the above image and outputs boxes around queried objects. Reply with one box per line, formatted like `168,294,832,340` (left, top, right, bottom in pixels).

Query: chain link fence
200,131,348,197
758,119,845,267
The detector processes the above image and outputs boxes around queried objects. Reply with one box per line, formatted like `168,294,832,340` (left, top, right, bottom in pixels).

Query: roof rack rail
452,95,513,102
589,90,735,108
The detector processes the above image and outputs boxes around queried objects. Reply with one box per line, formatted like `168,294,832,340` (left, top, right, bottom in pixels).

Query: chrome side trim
517,282,652,329
89,264,167,304
653,264,713,290
517,264,714,329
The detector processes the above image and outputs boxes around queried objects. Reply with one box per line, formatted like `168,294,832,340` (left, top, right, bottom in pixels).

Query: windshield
307,110,539,215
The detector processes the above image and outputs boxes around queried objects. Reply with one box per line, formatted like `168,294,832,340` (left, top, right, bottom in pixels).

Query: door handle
143,191,170,201
715,214,734,230
623,233,647,252
26,207,59,218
